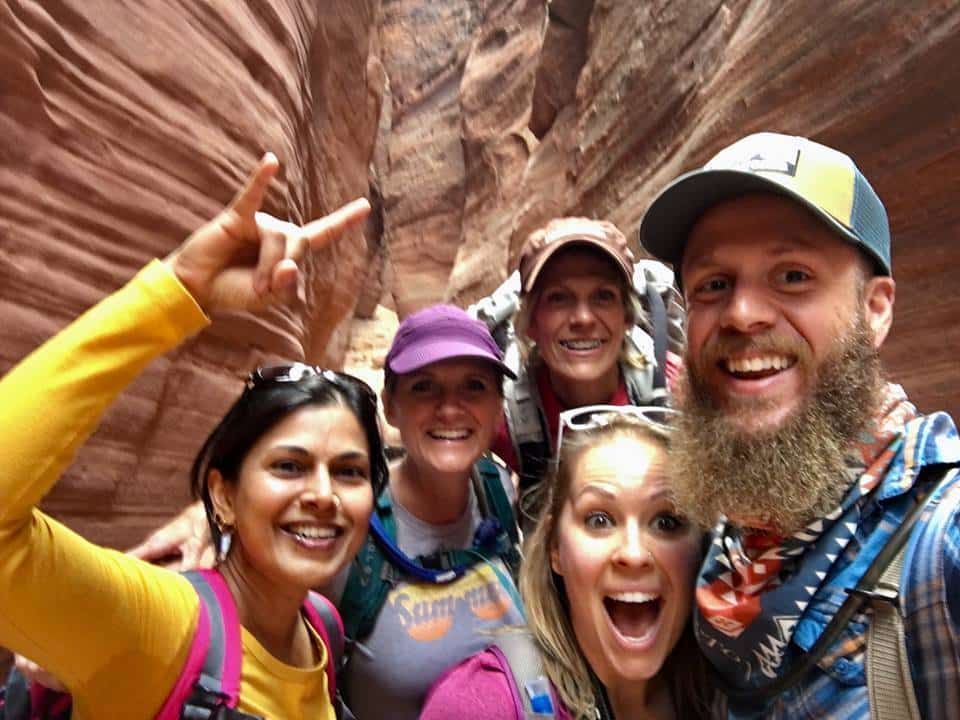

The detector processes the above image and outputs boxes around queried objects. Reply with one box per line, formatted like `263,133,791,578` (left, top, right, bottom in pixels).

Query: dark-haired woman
0,155,381,718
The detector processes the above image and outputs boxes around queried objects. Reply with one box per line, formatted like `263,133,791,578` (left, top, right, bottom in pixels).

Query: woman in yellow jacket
0,155,384,719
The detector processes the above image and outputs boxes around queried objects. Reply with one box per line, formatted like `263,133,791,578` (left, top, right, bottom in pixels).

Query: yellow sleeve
0,260,212,717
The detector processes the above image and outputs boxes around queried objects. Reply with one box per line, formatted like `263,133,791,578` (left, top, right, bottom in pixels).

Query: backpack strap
302,592,344,702
502,364,550,497
475,457,522,583
474,456,520,550
340,491,397,644
155,569,262,720
188,570,242,708
866,466,959,720
642,279,668,395
490,631,556,719
866,541,921,720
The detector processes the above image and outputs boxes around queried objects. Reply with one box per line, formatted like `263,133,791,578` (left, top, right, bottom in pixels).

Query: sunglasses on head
555,404,677,464
246,362,378,408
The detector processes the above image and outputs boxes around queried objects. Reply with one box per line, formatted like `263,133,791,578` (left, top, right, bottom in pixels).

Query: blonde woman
420,407,715,719
485,218,683,519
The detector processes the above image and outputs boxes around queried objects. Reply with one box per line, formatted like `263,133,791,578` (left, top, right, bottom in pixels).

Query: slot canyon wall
2,0,959,669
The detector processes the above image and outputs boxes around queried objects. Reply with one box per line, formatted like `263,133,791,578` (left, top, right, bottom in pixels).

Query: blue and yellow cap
639,132,891,277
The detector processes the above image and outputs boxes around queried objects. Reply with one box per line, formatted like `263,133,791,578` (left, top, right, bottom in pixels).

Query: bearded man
641,132,960,719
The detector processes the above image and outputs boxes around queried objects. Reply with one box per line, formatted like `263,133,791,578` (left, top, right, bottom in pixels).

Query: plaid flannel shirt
726,410,960,719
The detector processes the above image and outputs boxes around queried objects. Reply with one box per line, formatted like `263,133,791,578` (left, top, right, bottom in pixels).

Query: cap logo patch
743,148,799,177
709,134,804,178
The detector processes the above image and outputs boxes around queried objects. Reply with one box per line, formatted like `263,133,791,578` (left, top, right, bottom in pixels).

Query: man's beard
670,312,883,535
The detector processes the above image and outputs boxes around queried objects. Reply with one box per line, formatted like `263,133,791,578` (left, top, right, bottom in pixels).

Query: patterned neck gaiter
694,384,917,690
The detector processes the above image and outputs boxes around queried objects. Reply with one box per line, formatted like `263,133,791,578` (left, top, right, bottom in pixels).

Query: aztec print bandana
694,384,917,690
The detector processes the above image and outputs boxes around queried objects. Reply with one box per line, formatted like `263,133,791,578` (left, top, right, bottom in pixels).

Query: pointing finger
302,198,371,251
229,152,280,221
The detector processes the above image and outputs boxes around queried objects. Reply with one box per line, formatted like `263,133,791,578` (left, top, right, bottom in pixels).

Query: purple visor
385,304,517,379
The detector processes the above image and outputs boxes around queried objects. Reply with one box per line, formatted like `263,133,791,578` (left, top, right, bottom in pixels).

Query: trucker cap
639,132,891,276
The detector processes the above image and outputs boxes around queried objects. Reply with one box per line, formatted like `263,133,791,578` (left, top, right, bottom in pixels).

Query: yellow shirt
0,260,334,719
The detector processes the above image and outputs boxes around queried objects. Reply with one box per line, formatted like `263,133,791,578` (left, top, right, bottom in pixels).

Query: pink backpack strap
302,591,344,702
154,569,243,719
489,631,559,719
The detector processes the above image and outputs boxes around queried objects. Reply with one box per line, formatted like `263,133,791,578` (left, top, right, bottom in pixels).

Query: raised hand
165,153,370,313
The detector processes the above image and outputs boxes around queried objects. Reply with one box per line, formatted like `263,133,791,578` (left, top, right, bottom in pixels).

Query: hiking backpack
0,569,344,720
339,455,522,647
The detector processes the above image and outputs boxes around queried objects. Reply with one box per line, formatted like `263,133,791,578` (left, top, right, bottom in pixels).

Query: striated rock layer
0,0,383,551
0,3,957,653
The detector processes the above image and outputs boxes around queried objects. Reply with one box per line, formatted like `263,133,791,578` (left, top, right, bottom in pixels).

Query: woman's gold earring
214,515,233,563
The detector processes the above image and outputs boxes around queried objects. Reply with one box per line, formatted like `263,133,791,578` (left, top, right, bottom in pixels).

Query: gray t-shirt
332,466,524,720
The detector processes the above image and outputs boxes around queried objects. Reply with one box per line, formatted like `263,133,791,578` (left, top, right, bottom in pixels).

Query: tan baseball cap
518,217,635,293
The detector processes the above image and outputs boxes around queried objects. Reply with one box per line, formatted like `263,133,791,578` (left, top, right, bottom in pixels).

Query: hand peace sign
165,153,370,313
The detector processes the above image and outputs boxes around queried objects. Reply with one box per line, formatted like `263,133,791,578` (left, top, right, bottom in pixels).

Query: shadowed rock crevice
528,0,593,139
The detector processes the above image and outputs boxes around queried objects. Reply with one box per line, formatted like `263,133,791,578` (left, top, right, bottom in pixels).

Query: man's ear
863,275,895,349
207,469,236,526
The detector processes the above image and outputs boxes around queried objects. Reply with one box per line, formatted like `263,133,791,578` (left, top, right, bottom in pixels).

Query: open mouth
603,591,662,642
560,339,605,352
281,523,341,548
722,354,796,380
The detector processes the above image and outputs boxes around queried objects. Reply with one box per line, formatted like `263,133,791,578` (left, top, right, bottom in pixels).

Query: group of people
1,132,957,720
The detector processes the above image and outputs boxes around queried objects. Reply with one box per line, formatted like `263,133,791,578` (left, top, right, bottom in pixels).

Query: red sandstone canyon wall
0,0,384,549
1,2,958,671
